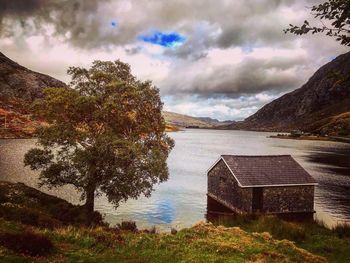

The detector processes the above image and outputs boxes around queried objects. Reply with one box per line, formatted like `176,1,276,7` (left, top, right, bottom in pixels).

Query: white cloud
0,0,348,120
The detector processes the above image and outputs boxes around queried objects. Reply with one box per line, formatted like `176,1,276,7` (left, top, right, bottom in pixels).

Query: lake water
0,129,350,231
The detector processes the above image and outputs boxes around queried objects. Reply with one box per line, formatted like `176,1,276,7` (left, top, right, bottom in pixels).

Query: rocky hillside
226,52,350,135
0,52,66,102
0,52,67,138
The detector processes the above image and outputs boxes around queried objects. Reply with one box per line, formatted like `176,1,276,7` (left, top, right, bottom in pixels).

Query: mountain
0,52,66,138
196,117,235,126
163,111,212,128
0,52,66,103
225,52,350,135
163,113,235,128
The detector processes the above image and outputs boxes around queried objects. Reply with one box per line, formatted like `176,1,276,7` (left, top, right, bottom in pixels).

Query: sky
0,0,348,121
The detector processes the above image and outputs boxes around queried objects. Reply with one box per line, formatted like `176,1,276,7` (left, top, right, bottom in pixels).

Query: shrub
0,191,8,203
0,205,61,228
0,231,53,256
143,226,157,234
251,216,306,242
117,221,138,232
332,223,350,238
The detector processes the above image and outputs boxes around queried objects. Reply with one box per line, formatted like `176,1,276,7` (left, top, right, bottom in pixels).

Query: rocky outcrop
226,52,350,133
0,52,66,102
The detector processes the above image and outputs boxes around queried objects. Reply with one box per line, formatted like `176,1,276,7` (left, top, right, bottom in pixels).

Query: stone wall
208,159,252,213
208,159,315,214
262,185,315,213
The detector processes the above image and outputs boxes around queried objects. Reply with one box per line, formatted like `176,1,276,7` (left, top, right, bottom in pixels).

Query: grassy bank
0,219,328,263
1,182,349,262
209,213,350,262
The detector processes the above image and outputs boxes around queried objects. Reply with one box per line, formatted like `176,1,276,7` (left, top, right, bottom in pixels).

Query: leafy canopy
284,0,350,46
24,60,174,219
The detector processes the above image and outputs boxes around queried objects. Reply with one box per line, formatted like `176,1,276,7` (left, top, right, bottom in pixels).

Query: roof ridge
214,155,317,187
221,154,292,157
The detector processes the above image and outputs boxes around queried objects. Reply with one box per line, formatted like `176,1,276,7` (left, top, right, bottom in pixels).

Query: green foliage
284,0,350,46
23,60,174,224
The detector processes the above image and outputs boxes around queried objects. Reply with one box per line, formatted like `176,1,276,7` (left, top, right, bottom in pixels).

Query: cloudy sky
0,0,348,120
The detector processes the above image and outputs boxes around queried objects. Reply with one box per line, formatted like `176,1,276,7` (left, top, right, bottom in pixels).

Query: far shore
269,134,350,144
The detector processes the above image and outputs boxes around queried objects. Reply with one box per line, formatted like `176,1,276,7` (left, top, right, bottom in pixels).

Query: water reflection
306,146,350,176
147,199,175,224
1,130,350,230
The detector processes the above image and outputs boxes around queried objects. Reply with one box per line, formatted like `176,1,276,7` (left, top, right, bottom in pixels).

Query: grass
1,182,349,262
0,219,327,263
0,181,105,228
209,214,350,262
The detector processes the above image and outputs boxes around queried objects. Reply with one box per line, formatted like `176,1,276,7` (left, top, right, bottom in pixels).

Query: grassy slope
0,219,327,263
163,111,211,128
0,181,103,227
1,182,349,262
308,111,350,136
211,214,350,263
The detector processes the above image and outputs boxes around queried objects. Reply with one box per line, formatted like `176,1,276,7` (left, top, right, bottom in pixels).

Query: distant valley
163,111,234,130
1,51,349,138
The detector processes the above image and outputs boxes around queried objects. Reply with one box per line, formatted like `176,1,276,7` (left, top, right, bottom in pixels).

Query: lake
1,129,350,231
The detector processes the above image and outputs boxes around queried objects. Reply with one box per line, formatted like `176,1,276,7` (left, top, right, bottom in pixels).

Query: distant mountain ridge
196,117,235,126
162,111,212,128
163,112,234,128
225,52,350,135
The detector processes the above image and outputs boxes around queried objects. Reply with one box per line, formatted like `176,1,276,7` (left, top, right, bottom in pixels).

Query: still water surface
0,129,350,231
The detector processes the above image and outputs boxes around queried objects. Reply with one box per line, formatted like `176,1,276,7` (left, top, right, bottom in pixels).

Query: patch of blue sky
139,31,185,48
111,20,118,28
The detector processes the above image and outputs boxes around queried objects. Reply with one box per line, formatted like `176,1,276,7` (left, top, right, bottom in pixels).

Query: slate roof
215,155,317,187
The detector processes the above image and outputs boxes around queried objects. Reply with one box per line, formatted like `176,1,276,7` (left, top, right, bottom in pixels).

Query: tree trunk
84,183,95,225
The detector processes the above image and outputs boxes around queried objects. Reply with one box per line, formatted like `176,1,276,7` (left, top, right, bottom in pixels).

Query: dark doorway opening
252,188,263,212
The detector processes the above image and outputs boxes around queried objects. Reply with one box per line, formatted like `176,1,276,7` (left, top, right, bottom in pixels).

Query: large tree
24,60,174,224
284,0,350,46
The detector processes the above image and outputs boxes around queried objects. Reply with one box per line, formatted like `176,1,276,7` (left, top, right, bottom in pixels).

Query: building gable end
207,157,243,187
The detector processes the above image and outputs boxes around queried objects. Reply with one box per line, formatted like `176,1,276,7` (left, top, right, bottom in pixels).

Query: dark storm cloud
0,0,118,48
162,55,308,98
0,0,344,96
0,0,47,15
0,0,303,51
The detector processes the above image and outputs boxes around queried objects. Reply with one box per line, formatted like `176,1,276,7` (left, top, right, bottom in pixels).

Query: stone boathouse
207,155,317,214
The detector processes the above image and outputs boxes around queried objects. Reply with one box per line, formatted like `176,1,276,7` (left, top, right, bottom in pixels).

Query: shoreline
269,135,350,144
